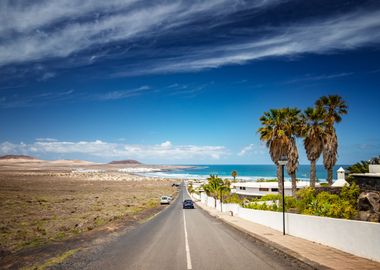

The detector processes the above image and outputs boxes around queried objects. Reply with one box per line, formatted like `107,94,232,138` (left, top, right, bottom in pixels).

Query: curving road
59,184,310,270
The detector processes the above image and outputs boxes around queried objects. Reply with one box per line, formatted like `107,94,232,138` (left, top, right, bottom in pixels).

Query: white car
160,196,170,205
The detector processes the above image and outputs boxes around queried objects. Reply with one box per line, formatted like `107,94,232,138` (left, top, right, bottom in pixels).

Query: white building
369,164,380,174
232,168,351,197
332,167,349,187
232,181,313,197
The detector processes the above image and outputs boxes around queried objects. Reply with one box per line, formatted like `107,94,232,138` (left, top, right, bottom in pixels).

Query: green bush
243,183,360,220
223,194,243,204
294,184,359,219
256,178,278,182
260,194,281,201
187,183,194,193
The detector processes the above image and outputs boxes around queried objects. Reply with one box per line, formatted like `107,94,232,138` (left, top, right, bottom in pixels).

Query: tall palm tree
283,108,302,196
287,137,299,195
302,107,325,187
258,108,301,196
316,95,348,185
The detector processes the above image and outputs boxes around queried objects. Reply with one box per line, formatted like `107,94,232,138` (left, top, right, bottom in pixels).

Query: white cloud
115,8,380,76
160,141,172,148
238,143,266,156
238,144,254,156
1,1,380,77
0,89,75,108
0,0,281,67
95,86,151,100
0,139,227,161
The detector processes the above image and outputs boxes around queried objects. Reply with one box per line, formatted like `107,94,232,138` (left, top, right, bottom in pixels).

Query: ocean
142,164,348,182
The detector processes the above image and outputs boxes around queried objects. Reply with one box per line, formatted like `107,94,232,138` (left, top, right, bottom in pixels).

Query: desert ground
0,157,181,268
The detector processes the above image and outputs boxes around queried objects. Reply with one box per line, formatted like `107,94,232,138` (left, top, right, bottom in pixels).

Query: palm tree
302,107,325,188
219,179,231,204
283,108,302,196
287,137,299,195
347,160,369,174
258,108,301,196
231,170,238,181
316,95,348,185
203,175,223,208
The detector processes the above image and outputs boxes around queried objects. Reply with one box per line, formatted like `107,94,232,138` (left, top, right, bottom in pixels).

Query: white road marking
183,209,192,269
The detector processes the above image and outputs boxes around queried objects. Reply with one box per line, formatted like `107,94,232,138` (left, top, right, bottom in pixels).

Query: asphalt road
58,185,310,270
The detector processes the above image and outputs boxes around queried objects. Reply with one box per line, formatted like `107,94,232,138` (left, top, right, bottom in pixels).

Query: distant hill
109,160,142,165
0,155,37,160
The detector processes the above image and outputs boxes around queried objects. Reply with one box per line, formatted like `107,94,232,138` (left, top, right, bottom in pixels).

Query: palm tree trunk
290,173,297,196
327,167,333,186
277,165,283,195
310,159,316,188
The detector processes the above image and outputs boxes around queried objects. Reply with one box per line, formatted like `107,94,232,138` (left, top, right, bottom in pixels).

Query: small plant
187,183,194,194
231,170,238,181
256,178,278,182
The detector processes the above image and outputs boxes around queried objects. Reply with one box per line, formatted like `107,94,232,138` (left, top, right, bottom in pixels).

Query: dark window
259,188,269,191
271,188,278,192
239,187,246,190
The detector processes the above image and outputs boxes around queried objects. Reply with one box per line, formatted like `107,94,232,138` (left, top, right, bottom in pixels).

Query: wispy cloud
0,89,75,108
119,8,380,76
1,1,380,78
38,72,56,81
95,86,151,101
0,139,227,161
284,72,354,84
0,81,215,108
238,143,265,156
163,82,213,98
0,0,278,66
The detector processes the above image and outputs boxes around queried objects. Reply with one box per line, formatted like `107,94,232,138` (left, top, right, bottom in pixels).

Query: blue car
183,199,194,209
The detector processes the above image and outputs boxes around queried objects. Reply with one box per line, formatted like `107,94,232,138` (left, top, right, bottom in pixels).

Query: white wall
287,213,380,262
198,194,380,262
369,164,380,174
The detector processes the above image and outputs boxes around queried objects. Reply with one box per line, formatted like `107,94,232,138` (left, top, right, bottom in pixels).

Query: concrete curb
194,201,331,270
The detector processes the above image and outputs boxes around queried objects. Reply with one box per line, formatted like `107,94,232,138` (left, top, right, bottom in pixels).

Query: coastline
136,164,347,182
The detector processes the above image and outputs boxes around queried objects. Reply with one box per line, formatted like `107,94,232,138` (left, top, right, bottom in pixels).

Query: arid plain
0,157,181,268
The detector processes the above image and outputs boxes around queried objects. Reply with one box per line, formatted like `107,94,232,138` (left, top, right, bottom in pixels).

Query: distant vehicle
172,183,180,187
160,196,170,205
183,199,194,209
168,196,173,201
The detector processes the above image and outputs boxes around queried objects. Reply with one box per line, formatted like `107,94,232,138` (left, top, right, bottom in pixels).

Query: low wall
197,193,380,262
351,174,380,191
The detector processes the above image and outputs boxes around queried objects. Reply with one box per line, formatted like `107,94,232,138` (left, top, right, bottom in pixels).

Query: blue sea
143,164,348,182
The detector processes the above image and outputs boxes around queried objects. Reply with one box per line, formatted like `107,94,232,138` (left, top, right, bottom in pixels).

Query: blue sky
0,0,379,164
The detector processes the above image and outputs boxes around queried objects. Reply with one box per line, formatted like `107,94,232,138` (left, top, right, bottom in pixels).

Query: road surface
57,184,310,270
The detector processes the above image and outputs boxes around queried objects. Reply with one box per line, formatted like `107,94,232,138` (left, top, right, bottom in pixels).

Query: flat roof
232,181,313,188
352,173,380,178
